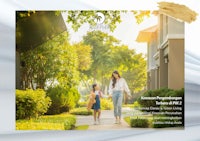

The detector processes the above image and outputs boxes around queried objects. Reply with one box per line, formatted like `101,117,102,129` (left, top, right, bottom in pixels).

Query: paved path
76,108,133,130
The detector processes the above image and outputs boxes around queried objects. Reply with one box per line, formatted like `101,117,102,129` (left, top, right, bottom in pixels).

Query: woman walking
108,70,131,124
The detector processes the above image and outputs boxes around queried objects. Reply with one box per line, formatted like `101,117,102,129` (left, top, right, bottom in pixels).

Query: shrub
101,99,113,110
70,107,92,115
64,116,76,130
46,86,80,115
16,89,51,120
130,117,149,128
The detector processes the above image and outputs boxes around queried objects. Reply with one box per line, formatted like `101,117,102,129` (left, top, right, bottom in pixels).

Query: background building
136,13,184,90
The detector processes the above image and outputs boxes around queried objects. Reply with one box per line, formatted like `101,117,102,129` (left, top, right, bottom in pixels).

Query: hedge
16,89,51,119
130,117,149,128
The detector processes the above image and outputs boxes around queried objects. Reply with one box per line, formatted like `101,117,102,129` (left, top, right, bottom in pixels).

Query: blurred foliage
73,42,93,71
77,101,88,107
101,98,113,110
70,107,93,115
132,10,151,24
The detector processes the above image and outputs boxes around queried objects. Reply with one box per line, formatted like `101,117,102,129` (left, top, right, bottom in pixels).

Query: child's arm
99,91,103,98
99,91,109,98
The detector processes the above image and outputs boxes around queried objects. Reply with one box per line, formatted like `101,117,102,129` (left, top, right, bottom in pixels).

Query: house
136,13,184,90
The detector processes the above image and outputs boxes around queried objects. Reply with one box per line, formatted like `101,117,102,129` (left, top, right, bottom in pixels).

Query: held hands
108,95,112,99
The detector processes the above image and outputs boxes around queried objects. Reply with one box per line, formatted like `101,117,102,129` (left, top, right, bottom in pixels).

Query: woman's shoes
114,119,118,124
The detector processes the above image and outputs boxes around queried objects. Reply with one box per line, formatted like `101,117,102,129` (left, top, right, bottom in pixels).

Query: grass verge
75,125,89,130
16,113,76,130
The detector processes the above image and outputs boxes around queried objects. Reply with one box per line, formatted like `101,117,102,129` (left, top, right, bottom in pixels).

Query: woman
108,70,131,124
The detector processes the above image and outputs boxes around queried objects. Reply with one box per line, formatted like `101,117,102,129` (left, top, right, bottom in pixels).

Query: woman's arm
123,78,131,96
108,79,113,96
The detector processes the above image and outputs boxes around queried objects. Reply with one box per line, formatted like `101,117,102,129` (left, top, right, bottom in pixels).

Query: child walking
90,83,103,125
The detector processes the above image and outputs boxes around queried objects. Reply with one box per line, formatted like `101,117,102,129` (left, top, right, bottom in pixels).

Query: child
90,84,103,125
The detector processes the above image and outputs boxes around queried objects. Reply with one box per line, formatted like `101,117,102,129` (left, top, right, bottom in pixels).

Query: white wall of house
168,16,184,35
159,14,184,47
159,14,184,90
147,39,157,71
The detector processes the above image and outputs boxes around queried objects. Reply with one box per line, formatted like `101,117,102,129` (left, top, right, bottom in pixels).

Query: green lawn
124,116,131,125
16,113,76,130
75,125,89,130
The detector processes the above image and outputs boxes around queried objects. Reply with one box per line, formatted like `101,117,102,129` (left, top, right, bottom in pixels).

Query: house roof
136,25,158,43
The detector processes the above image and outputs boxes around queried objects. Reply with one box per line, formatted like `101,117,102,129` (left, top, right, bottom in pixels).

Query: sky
62,11,158,55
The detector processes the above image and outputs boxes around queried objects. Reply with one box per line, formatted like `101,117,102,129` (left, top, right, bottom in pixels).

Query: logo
94,12,105,24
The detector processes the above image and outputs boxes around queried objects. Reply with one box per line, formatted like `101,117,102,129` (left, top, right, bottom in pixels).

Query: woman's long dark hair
92,84,97,92
111,70,121,88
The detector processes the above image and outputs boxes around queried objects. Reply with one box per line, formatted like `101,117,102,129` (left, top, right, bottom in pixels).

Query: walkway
76,108,133,130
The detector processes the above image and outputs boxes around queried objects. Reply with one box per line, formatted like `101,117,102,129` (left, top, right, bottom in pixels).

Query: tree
20,31,80,89
73,42,92,71
132,10,151,24
81,31,147,95
121,53,147,93
55,41,80,88
20,32,67,89
66,10,152,32
82,31,120,89
109,45,147,93
66,11,122,32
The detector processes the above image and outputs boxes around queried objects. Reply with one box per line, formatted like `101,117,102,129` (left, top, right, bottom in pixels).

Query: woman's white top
108,78,131,96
